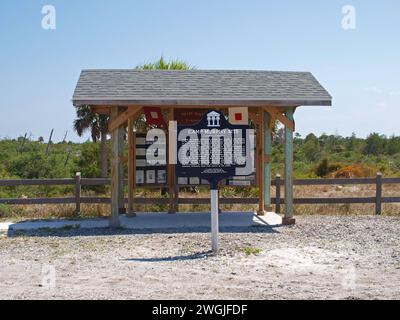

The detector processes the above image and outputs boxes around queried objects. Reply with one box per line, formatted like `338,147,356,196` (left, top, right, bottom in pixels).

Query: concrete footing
1,211,288,232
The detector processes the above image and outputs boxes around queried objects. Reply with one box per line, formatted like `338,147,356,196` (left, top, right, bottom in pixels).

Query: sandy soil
0,215,399,300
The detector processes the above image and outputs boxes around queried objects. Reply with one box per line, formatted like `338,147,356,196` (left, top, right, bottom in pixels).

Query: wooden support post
75,172,81,216
376,172,382,216
254,116,259,186
127,117,136,217
118,124,125,214
264,111,272,212
168,108,177,214
110,107,123,228
283,107,295,225
257,108,265,215
275,174,281,214
173,180,179,213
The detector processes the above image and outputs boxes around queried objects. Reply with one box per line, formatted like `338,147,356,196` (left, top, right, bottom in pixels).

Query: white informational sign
157,170,167,184
146,170,156,184
136,170,144,184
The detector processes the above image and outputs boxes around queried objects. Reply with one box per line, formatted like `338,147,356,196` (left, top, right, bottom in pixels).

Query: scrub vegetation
1,132,400,219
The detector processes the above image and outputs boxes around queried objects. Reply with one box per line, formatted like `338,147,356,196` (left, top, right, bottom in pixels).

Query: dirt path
0,215,399,300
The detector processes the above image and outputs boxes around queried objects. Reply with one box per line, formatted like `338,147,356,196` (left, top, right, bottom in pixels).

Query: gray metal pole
211,188,219,252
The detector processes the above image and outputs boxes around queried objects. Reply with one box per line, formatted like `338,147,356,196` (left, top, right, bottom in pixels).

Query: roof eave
72,98,332,108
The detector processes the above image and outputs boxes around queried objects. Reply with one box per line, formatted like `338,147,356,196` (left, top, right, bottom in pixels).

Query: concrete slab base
0,211,285,232
256,211,282,226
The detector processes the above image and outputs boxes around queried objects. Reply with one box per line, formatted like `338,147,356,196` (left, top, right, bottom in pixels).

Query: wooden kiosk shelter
72,70,331,228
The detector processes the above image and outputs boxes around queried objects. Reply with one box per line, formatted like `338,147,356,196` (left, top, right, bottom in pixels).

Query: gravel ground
0,215,399,300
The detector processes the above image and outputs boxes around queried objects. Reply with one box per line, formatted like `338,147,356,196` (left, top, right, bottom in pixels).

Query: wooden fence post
376,172,382,215
75,172,81,215
275,174,281,213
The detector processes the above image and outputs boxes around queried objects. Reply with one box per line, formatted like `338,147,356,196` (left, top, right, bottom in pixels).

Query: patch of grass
0,204,11,218
240,246,262,256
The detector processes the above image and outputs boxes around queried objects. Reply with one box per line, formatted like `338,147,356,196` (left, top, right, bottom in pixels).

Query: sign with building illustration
176,110,252,187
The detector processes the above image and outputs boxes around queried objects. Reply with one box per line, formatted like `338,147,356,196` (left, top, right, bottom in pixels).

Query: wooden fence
0,172,399,215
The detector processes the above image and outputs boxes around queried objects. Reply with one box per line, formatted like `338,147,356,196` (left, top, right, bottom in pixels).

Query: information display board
135,133,167,186
176,110,251,187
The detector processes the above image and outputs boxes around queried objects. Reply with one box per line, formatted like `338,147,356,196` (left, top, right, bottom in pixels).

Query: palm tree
135,56,193,70
73,106,109,178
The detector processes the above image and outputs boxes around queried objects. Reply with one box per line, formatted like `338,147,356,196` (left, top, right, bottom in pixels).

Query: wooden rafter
108,107,142,132
263,106,295,131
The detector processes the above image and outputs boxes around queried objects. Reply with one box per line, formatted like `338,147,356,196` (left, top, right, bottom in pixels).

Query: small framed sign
136,170,144,184
157,170,167,184
146,170,156,184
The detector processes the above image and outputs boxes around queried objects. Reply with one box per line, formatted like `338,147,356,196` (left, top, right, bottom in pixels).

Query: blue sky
0,0,399,142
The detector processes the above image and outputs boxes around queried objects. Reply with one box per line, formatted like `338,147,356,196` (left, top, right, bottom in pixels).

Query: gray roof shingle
72,69,332,107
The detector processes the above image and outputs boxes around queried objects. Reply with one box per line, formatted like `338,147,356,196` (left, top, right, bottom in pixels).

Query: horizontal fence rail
0,172,397,215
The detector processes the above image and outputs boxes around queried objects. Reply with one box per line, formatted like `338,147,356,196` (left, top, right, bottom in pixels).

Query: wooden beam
264,111,272,212
248,111,258,126
268,114,276,130
257,107,265,215
127,117,136,217
110,107,123,228
252,111,258,176
264,106,295,131
167,107,177,214
283,107,295,225
118,124,125,214
108,107,142,132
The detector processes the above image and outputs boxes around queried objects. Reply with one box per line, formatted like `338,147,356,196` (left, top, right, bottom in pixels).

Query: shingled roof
72,69,332,107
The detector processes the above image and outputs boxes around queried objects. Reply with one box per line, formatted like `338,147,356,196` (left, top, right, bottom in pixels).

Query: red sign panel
174,108,207,125
143,107,165,127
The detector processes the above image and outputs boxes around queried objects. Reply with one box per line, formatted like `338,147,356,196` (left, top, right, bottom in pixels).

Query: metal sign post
210,179,219,252
176,110,251,253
